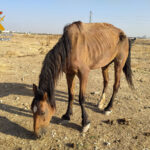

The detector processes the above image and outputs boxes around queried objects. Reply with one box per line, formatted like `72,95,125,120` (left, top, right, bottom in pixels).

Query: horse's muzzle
35,127,47,139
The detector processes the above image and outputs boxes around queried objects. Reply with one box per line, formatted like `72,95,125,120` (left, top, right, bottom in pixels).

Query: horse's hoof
105,110,112,115
97,103,100,108
97,94,106,109
82,123,90,133
61,114,70,121
97,103,104,110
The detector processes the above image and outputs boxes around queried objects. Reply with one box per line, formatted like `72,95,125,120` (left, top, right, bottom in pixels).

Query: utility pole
89,11,92,23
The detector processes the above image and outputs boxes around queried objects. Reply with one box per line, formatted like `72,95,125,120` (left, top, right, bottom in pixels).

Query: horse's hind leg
97,65,109,110
104,60,124,112
62,73,75,120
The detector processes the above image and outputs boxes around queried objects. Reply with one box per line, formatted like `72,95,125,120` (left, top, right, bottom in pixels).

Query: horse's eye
40,111,45,115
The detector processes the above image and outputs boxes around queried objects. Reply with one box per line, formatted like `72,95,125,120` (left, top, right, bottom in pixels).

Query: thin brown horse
31,21,134,137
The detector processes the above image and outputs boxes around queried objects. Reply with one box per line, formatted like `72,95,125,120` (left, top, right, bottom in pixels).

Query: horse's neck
38,38,65,101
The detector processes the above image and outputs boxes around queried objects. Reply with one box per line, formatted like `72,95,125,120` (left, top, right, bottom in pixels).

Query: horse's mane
38,25,71,108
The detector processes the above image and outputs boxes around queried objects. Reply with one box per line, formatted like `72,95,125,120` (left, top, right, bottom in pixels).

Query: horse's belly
89,51,116,69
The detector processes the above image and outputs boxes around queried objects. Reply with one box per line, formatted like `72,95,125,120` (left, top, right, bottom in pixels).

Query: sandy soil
0,33,150,150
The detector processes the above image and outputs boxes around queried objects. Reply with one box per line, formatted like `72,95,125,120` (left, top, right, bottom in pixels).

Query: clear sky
1,0,150,37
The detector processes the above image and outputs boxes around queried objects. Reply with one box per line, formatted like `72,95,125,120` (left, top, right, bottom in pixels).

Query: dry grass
0,33,61,57
131,39,150,70
0,35,150,150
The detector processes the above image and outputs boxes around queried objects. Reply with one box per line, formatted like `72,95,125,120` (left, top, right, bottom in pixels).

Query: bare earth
0,33,150,150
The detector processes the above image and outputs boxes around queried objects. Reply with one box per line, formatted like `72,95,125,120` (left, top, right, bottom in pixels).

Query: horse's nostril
37,134,42,139
41,128,47,135
35,128,47,139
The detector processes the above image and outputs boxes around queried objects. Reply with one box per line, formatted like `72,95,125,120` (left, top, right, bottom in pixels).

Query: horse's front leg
78,69,90,132
62,73,75,121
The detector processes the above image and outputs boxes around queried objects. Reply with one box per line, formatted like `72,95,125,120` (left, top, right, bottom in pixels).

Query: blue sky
1,0,150,37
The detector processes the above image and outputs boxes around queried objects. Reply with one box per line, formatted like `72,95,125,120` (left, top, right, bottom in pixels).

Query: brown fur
63,21,127,73
31,21,133,137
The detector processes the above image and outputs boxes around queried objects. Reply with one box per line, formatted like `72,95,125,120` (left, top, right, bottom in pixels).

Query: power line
89,11,92,23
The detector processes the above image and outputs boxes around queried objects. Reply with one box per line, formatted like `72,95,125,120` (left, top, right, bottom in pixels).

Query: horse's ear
33,84,37,96
43,92,48,101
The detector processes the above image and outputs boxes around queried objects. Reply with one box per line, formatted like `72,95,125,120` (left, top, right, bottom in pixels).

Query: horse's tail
123,38,134,89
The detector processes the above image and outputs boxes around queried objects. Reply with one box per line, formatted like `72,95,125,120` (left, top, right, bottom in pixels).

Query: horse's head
31,84,55,138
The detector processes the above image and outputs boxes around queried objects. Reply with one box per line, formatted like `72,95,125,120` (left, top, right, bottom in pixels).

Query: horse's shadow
0,103,32,117
0,82,102,139
55,91,101,113
0,82,101,114
51,116,82,132
0,116,35,140
0,82,32,98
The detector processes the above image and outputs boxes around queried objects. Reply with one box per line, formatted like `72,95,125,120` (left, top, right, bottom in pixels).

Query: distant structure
89,11,92,23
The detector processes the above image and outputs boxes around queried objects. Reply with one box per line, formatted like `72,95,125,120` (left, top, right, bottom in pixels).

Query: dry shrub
23,34,36,39
46,35,52,46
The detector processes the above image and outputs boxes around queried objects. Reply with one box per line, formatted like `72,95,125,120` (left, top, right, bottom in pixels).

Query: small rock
80,142,83,146
51,130,56,138
113,139,121,143
22,103,28,107
102,119,113,125
143,132,150,137
139,79,143,82
117,118,129,125
133,136,138,139
16,147,22,150
91,91,100,95
66,143,75,148
103,141,111,146
144,106,150,109
15,97,20,100
94,146,98,150
21,77,24,81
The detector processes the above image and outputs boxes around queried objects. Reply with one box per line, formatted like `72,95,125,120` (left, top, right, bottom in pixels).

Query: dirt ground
0,33,150,150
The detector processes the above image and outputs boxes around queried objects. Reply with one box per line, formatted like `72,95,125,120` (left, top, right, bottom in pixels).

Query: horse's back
64,21,128,72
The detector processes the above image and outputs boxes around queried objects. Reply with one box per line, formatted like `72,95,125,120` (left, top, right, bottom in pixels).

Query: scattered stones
90,91,100,95
144,106,150,109
113,139,121,143
32,70,36,73
117,118,129,125
101,118,130,126
51,130,56,138
133,136,138,139
143,132,150,137
15,96,20,100
22,103,29,109
66,143,75,148
103,141,111,146
15,147,22,150
64,136,68,140
102,119,113,125
94,145,98,150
